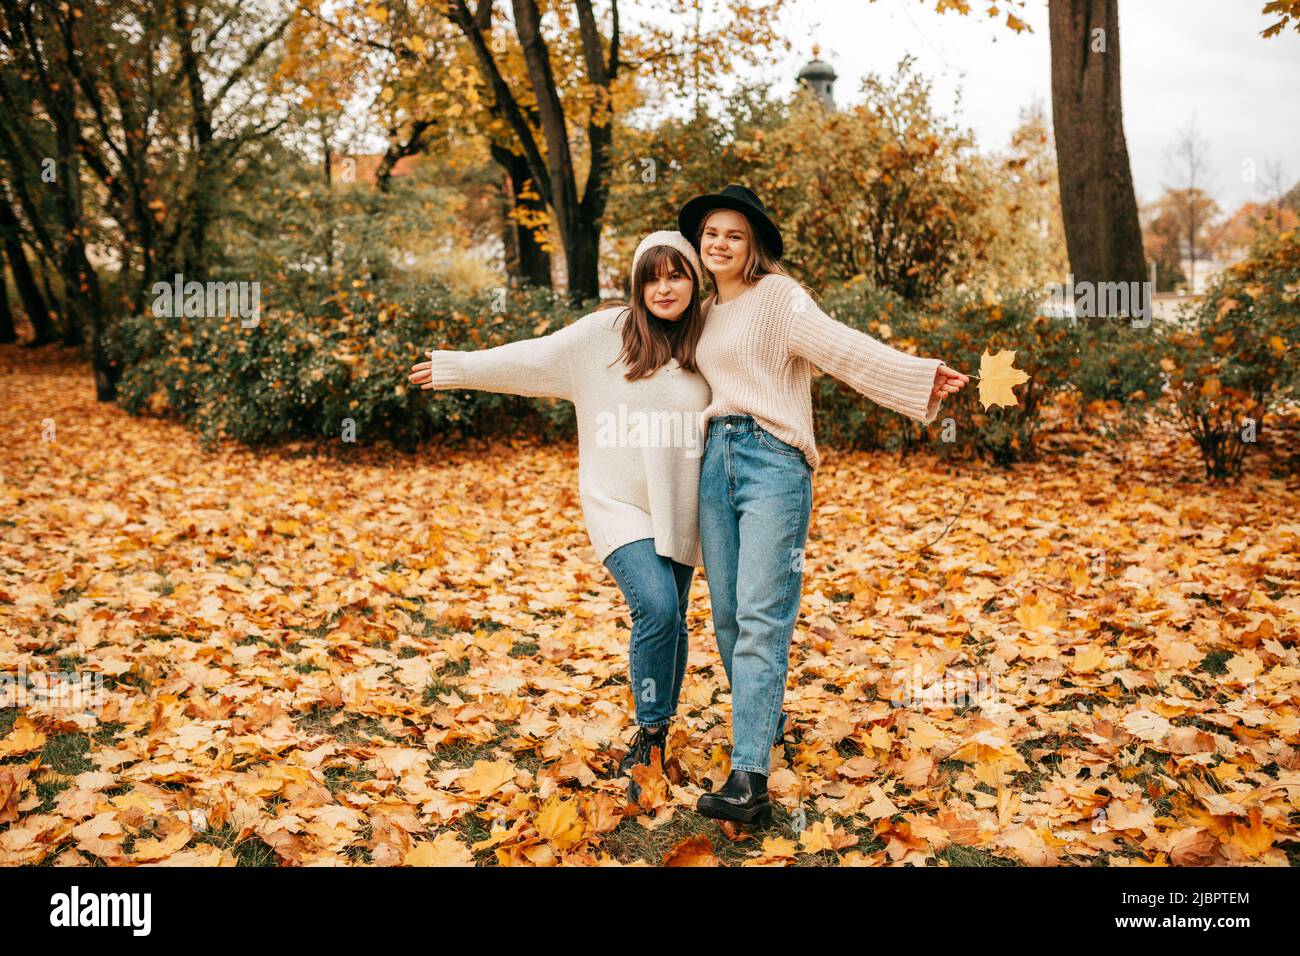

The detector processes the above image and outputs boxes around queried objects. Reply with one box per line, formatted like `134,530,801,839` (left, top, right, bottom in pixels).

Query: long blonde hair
694,207,815,300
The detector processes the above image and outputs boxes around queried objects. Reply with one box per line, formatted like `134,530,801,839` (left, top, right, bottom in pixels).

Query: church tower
796,49,837,109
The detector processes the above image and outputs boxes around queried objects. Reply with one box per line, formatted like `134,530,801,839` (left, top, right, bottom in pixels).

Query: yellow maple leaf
1229,808,1275,860
0,716,46,756
977,348,1030,409
662,833,719,866
1014,592,1060,630
535,794,585,850
405,831,474,866
1071,643,1106,674
758,835,798,859
797,819,857,853
130,818,194,862
455,758,518,798
628,753,669,810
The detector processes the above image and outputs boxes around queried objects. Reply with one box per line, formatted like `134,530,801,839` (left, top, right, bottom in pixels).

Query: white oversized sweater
697,273,943,470
424,307,711,567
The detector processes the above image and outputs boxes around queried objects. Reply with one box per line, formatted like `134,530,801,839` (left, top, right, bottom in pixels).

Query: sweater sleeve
424,313,586,402
782,280,943,425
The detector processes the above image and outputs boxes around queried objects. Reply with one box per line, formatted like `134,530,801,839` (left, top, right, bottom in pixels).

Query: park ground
1,344,1298,866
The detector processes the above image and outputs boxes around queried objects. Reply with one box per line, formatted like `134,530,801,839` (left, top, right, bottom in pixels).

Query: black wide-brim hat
677,183,783,261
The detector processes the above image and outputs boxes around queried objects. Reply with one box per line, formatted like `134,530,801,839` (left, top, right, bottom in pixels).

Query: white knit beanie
629,230,704,292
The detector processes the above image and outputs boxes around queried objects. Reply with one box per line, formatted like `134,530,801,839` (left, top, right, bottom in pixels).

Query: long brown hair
694,206,815,300
604,244,705,381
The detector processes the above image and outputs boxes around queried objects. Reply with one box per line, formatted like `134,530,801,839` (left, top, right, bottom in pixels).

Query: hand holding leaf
930,363,971,406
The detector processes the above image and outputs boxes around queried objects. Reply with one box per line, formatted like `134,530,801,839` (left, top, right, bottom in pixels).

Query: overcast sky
722,0,1300,211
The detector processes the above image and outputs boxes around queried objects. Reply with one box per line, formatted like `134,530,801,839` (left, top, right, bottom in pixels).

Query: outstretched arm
784,282,953,424
409,315,585,402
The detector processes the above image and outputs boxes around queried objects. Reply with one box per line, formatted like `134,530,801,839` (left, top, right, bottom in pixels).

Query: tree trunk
322,129,335,274
53,81,91,350
451,0,615,303
0,247,15,343
175,0,213,279
38,264,66,340
511,0,588,301
1048,0,1145,306
0,196,57,344
567,218,601,306
491,144,552,287
51,62,113,396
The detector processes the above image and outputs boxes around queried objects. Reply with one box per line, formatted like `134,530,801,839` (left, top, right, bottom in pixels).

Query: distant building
1179,257,1231,295
797,56,837,109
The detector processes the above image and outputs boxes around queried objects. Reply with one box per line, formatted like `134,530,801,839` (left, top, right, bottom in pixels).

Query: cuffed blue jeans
603,537,694,729
699,415,812,775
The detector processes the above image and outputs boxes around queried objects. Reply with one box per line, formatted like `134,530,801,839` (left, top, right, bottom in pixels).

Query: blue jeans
699,415,812,775
603,537,694,729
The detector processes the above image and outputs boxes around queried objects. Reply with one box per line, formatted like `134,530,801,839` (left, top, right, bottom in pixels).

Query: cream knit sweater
697,273,943,471
425,307,711,567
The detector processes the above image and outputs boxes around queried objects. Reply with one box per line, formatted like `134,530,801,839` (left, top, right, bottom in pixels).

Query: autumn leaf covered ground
2,344,1299,867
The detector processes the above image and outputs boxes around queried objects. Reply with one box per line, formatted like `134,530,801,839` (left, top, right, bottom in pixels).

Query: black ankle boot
621,725,667,801
696,769,771,825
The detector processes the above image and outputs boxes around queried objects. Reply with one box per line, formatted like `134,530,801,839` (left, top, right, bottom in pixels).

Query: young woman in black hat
677,184,970,825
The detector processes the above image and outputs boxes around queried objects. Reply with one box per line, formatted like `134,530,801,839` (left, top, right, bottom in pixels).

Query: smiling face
640,257,695,322
618,244,704,381
699,209,751,283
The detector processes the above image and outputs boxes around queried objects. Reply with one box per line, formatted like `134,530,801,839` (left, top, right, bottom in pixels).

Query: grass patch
428,732,514,769
449,812,501,866
236,634,276,648
294,706,399,744
438,657,472,679
422,677,462,704
53,586,87,607
324,763,377,795
600,802,761,865
938,844,1021,866
193,824,279,866
834,737,864,758
39,732,98,775
1197,649,1233,677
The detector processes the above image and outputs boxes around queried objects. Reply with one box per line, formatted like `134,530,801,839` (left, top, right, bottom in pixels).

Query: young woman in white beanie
675,185,971,826
408,231,710,800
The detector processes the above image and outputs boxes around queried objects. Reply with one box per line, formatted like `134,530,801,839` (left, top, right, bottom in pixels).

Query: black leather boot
621,725,667,802
696,769,772,825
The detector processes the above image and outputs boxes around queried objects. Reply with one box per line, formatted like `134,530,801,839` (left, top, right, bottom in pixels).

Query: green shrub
815,282,1097,464
1159,229,1300,481
109,278,581,450
1059,318,1166,443
809,281,912,454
